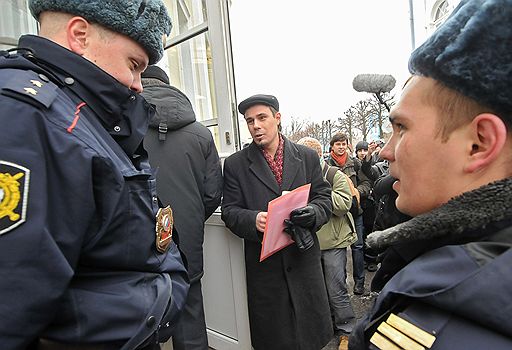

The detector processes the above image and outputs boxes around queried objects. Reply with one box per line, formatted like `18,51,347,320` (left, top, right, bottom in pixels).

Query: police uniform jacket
142,80,222,283
349,178,512,349
0,35,189,349
221,137,333,350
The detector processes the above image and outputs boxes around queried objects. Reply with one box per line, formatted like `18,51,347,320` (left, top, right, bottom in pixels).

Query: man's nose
131,76,143,94
379,142,394,161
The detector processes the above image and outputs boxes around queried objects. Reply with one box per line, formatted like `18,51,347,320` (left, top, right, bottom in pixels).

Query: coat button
146,316,156,328
64,77,75,85
286,267,292,272
38,74,49,82
130,95,136,101
113,125,121,132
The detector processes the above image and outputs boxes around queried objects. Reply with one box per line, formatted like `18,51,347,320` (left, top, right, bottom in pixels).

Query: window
431,0,451,30
0,0,38,50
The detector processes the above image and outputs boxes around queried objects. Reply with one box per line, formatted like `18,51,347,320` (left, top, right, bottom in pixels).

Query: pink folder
260,183,311,262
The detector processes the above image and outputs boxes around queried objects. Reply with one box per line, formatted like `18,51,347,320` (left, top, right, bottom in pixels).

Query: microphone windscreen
352,74,396,93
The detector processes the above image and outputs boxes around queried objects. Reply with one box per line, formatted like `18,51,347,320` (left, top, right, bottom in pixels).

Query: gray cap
238,94,279,115
29,0,172,65
409,0,512,121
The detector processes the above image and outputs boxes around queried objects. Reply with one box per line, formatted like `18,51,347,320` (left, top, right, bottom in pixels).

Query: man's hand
289,205,316,228
256,211,267,232
284,219,314,252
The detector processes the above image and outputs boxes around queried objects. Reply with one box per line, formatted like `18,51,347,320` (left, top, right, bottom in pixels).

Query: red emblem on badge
155,205,173,253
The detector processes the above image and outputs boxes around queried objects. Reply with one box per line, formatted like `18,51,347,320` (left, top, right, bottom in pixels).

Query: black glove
289,205,316,228
284,219,314,252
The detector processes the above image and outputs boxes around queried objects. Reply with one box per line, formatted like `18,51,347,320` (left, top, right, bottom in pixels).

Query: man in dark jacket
222,94,333,350
0,1,189,349
349,0,512,349
142,66,223,350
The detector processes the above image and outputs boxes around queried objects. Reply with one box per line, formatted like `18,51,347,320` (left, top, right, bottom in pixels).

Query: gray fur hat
409,0,512,121
29,0,172,64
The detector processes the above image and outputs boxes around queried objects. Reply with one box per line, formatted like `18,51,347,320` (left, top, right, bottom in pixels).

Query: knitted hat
355,141,368,152
142,65,170,85
409,0,512,121
29,0,172,64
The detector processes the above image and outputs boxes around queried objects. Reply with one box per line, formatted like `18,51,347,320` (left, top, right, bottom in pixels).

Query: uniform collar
367,177,512,250
18,35,151,156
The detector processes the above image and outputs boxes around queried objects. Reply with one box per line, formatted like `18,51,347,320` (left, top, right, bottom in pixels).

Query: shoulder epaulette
0,68,59,109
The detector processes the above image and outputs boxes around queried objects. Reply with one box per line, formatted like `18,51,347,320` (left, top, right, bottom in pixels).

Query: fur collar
367,178,512,250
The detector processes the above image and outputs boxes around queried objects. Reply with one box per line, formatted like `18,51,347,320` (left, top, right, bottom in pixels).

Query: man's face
356,148,368,160
244,104,281,150
84,28,149,93
332,140,348,156
379,76,469,217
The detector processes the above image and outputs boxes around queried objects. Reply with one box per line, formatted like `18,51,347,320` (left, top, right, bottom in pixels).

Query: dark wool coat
350,178,512,350
222,137,333,350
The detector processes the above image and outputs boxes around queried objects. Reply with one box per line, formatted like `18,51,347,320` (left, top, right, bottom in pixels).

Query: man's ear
66,17,90,56
464,113,508,173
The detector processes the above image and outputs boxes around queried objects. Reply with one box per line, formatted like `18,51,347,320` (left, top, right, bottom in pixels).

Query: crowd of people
1,0,511,349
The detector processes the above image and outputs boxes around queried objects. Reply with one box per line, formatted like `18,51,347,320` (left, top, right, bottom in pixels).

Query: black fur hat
409,0,512,120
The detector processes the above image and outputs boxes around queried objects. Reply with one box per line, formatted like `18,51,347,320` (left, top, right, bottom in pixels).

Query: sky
229,1,418,129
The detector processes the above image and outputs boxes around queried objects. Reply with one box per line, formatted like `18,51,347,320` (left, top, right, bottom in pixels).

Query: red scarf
261,135,284,186
330,149,348,167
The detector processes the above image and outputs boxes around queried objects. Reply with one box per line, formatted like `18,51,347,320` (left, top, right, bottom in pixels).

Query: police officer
0,1,189,349
349,0,512,349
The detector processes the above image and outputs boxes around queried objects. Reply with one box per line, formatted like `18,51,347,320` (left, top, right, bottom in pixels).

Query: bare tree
282,115,307,138
369,92,395,138
341,98,375,142
335,112,356,145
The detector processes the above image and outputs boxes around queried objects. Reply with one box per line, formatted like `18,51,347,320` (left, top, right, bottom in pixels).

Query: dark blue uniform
349,221,512,350
0,35,189,349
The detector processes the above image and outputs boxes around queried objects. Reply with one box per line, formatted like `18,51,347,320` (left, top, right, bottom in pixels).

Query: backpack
322,164,360,217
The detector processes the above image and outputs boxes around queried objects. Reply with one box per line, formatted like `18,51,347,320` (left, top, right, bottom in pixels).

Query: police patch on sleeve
0,161,30,235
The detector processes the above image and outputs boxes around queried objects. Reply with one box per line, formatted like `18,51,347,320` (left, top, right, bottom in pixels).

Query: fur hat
409,0,512,121
29,0,172,64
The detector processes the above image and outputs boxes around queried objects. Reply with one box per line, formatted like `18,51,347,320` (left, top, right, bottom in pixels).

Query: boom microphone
352,74,396,94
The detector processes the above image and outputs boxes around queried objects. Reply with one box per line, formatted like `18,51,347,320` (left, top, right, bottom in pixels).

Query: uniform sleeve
221,156,261,242
0,104,94,348
331,171,353,217
203,137,223,220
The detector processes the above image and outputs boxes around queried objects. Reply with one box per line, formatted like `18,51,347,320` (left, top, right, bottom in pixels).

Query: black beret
409,0,512,120
142,65,170,85
29,0,172,65
238,94,279,115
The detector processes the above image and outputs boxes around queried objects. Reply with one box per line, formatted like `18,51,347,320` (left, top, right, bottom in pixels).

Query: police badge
155,205,173,253
0,161,30,235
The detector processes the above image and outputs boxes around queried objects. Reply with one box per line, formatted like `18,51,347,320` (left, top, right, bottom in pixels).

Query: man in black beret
222,94,334,349
349,0,512,349
0,1,189,349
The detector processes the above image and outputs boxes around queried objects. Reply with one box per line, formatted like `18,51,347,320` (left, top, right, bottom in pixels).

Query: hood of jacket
367,177,512,250
141,80,196,131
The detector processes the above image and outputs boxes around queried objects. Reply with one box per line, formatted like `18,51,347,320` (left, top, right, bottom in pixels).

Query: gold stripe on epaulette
387,313,436,348
377,322,425,350
370,332,401,350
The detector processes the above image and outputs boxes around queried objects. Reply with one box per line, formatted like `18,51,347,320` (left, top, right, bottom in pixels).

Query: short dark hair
330,133,348,147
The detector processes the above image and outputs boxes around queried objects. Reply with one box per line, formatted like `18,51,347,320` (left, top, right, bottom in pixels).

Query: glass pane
0,0,38,49
159,31,218,124
164,0,207,40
